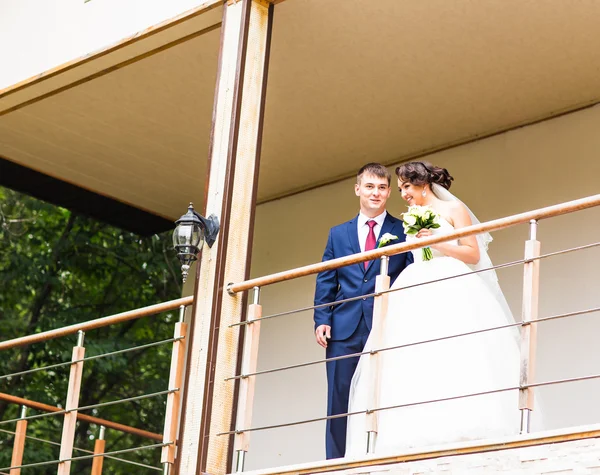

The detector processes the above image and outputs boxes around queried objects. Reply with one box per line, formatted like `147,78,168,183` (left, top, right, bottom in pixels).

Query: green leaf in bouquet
430,223,441,229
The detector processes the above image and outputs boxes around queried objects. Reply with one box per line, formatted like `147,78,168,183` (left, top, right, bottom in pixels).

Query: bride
345,161,523,456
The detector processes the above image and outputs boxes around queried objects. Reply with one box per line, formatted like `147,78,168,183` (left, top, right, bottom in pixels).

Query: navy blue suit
314,213,412,459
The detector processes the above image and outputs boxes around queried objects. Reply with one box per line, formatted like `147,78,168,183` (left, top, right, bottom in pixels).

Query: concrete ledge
239,423,600,475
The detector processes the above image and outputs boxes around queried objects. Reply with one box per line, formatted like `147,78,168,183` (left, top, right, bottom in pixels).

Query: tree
0,186,182,474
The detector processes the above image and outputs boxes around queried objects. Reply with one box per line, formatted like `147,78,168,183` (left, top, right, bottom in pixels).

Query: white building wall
0,0,210,89
246,105,600,470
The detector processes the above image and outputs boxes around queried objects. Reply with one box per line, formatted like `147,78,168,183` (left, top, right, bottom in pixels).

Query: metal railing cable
0,336,184,382
0,428,162,472
229,240,600,329
229,257,528,328
536,241,600,260
0,392,163,440
0,389,178,426
226,306,600,381
0,441,171,472
529,306,600,325
217,385,522,436
526,372,600,389
369,373,600,415
226,319,521,381
219,368,600,437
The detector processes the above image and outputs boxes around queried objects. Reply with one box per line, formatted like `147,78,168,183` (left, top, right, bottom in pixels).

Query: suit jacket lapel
346,216,364,273
365,213,396,274
379,213,396,242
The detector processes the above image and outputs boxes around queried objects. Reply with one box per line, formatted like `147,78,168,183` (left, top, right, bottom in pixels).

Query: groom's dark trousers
314,213,411,459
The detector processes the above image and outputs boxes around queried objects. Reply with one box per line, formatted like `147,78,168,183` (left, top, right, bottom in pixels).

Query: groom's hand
315,324,331,348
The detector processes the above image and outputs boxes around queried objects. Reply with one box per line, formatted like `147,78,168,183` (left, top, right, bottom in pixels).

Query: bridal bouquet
402,205,441,261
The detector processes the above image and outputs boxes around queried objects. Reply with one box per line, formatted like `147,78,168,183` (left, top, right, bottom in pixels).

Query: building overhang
2,0,600,234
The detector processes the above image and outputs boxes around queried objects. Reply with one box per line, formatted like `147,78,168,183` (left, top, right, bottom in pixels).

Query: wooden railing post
233,287,262,472
90,426,106,475
161,306,188,474
57,330,86,475
365,256,390,453
519,220,541,433
9,406,27,475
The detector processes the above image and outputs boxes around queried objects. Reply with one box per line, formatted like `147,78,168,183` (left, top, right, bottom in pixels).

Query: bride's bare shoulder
446,200,473,227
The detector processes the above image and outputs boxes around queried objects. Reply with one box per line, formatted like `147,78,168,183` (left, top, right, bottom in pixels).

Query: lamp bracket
194,212,220,248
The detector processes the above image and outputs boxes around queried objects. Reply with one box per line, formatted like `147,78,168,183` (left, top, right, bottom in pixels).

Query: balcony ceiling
1,0,600,232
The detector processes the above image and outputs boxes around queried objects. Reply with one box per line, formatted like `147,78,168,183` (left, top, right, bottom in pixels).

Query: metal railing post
161,305,188,473
9,406,27,475
519,220,541,433
90,425,106,475
57,330,86,475
365,256,390,453
233,287,262,472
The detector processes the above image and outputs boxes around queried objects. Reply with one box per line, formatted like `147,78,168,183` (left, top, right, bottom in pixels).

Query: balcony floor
241,423,600,475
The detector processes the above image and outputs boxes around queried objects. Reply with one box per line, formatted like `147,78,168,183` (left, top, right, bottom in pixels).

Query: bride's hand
416,228,444,252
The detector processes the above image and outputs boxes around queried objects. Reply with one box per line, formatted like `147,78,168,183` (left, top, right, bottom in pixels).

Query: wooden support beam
175,0,273,474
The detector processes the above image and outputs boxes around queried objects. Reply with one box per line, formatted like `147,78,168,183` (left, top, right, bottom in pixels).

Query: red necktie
364,220,377,269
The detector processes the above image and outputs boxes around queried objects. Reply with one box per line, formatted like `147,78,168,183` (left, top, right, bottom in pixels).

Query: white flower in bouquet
401,205,442,261
403,214,417,226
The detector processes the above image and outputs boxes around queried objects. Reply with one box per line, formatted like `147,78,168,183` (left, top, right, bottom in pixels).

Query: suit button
364,278,368,283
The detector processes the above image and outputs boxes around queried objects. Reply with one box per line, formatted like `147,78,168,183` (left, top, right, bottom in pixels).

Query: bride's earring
422,189,427,197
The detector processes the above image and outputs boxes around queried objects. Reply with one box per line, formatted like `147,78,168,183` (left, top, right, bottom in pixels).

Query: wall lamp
173,203,220,283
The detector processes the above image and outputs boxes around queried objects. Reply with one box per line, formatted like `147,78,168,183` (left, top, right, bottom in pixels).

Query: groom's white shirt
357,210,387,252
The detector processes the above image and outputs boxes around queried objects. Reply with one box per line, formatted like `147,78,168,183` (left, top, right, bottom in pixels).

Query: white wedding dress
345,218,522,456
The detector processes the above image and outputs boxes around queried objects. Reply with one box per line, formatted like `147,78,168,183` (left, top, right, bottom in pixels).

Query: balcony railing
0,194,598,474
0,296,192,474
224,193,600,474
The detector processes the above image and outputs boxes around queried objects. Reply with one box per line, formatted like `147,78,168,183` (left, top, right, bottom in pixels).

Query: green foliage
0,186,182,474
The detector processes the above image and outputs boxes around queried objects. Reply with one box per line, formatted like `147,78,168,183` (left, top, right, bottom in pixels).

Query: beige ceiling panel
0,1,222,113
2,0,600,221
16,99,195,177
0,142,181,218
0,23,220,219
258,0,600,200
39,91,201,164
0,122,195,214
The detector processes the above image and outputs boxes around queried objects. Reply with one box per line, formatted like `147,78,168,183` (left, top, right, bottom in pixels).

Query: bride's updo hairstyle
395,161,454,190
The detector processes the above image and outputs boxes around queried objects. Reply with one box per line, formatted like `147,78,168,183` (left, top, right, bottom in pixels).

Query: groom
314,163,412,459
